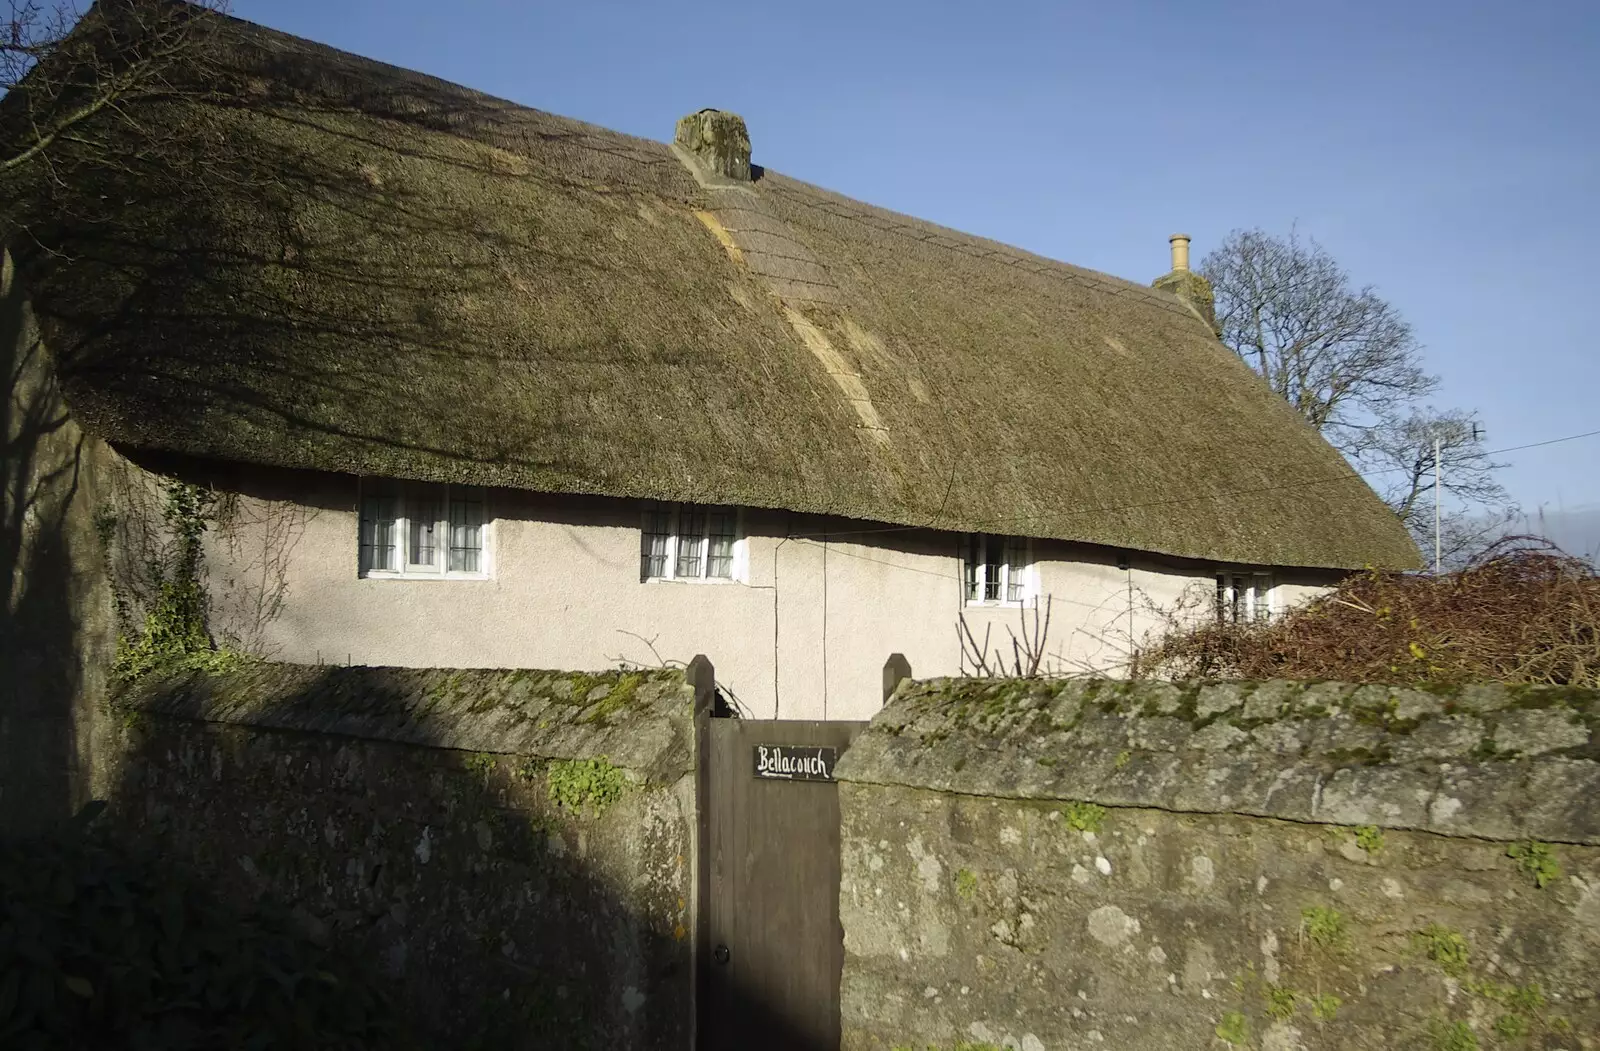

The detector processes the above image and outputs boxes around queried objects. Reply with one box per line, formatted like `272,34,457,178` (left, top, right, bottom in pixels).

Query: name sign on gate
752,744,839,782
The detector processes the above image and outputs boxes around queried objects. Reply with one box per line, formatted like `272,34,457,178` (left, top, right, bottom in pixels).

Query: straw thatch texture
1,5,1419,569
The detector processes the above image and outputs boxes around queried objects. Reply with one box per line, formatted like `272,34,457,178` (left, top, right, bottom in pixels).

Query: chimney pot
673,109,752,182
1169,233,1191,272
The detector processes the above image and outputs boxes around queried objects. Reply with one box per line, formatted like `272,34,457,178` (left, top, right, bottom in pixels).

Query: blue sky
233,0,1599,538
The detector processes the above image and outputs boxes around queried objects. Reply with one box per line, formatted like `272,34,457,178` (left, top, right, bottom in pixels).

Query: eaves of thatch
1,4,1422,570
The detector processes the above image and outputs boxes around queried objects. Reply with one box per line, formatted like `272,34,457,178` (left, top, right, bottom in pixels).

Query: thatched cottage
2,5,1419,721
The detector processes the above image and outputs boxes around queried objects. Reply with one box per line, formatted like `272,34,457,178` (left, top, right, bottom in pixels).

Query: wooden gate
691,660,869,1051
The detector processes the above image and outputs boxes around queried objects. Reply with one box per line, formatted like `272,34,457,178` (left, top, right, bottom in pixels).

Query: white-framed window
1217,571,1274,624
359,481,489,579
640,503,743,583
964,534,1032,606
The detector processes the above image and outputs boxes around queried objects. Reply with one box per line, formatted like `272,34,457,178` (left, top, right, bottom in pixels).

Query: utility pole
1432,420,1485,576
1440,435,1452,579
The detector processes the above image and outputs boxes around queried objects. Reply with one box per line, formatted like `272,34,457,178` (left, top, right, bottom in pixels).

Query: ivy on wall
97,479,246,681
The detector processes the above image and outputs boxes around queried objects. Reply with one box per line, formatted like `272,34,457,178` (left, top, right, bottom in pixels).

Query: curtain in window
1216,573,1271,624
966,534,1007,602
676,508,706,579
707,510,736,578
1218,574,1250,624
1004,540,1028,602
641,507,672,579
1250,576,1272,622
982,535,1004,601
449,495,484,572
359,496,397,573
409,493,441,567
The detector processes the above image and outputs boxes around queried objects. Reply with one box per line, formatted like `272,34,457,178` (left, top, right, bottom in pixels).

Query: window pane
1005,541,1027,602
448,493,484,573
1216,573,1261,624
983,535,1003,602
409,492,441,567
965,535,982,602
677,507,706,579
641,508,671,579
359,495,397,574
1221,574,1242,624
707,510,736,579
1251,577,1272,622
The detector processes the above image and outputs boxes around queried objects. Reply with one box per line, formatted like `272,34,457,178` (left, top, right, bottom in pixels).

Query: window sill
642,576,746,586
963,599,1033,609
360,571,492,582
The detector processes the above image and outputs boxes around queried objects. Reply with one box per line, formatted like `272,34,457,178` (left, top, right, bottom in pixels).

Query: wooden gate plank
700,719,865,1051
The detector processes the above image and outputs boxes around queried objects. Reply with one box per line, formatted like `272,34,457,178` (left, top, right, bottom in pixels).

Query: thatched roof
1,4,1420,570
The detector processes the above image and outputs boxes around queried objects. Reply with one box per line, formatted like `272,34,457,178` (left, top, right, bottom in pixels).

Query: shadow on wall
0,250,104,836
95,664,833,1051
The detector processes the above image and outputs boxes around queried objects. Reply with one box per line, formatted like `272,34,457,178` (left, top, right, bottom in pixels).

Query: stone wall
836,678,1600,1051
99,663,699,1050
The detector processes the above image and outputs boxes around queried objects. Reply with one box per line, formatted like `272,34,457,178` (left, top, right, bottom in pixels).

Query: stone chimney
1151,232,1218,335
673,109,752,183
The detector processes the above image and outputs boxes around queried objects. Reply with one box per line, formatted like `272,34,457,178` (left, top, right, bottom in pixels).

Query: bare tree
957,596,1053,678
1,0,225,177
1349,407,1518,569
1201,227,1436,447
1353,409,1497,522
1203,229,1518,564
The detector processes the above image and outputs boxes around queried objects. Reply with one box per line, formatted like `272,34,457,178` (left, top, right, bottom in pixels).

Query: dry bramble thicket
1131,538,1600,689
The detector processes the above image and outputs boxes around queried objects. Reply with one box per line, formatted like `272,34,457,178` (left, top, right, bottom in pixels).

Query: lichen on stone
836,676,1600,848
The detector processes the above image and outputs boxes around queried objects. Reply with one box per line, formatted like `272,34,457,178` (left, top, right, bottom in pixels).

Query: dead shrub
1131,538,1600,688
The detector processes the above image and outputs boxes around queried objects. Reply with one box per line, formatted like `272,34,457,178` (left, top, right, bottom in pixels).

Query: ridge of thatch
1,4,1421,570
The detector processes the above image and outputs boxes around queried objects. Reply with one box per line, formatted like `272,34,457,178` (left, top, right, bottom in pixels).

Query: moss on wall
840,678,1600,845
841,786,1599,1051
111,662,696,785
839,677,1600,1050
97,665,696,1050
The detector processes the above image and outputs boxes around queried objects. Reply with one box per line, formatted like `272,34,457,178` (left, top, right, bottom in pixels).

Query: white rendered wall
200,471,1341,721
